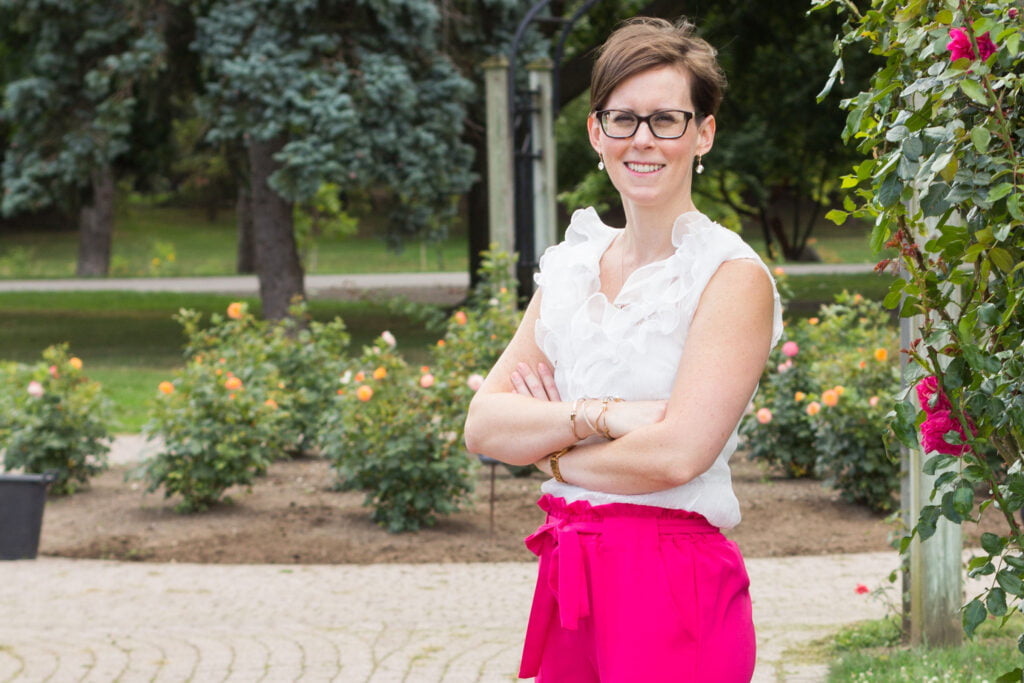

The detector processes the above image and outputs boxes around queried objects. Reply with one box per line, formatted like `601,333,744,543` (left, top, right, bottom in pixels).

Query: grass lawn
823,616,1023,682
0,205,468,278
0,292,441,432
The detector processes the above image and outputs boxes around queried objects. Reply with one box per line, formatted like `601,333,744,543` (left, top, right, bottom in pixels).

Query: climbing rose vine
814,0,1023,675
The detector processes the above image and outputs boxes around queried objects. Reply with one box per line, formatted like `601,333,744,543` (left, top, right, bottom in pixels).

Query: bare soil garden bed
38,454,1003,564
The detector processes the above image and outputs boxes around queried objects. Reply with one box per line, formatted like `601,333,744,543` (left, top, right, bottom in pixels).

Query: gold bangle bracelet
549,446,573,483
569,398,585,441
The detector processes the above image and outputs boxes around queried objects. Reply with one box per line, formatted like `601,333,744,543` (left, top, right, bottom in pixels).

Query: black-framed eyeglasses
595,109,699,139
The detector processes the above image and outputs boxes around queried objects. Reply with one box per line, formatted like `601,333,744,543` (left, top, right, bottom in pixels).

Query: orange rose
373,366,387,380
808,317,819,325
806,401,822,416
436,339,446,347
874,348,889,362
227,302,244,319
454,311,468,325
356,385,374,402
354,371,365,382
264,398,278,409
225,376,243,390
69,357,83,370
833,385,845,396
158,381,175,395
822,389,839,407
794,391,806,402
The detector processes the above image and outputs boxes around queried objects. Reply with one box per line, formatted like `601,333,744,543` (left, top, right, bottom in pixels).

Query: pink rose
48,365,59,378
948,28,997,61
27,381,44,398
782,341,799,358
855,584,870,595
868,396,880,408
756,408,773,424
380,330,397,348
920,410,971,456
419,373,435,388
916,376,952,415
467,373,485,391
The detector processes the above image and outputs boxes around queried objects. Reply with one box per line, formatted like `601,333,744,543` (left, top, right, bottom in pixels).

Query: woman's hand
510,362,560,401
509,362,666,439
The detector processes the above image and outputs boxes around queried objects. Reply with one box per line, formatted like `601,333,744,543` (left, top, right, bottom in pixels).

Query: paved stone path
0,551,900,682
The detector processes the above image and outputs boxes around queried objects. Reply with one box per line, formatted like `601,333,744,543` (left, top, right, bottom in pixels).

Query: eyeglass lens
599,110,693,139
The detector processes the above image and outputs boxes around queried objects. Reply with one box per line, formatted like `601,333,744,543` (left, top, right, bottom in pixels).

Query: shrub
144,302,346,511
319,335,475,532
0,344,112,495
743,293,901,511
318,248,522,532
144,345,290,512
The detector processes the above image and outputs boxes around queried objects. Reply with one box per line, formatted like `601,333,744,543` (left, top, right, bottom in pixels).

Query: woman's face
588,65,715,212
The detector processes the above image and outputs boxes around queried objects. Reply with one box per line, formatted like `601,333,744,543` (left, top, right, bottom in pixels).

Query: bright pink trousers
519,495,755,682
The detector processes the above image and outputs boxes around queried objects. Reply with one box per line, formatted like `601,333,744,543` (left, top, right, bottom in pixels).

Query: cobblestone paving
0,552,899,682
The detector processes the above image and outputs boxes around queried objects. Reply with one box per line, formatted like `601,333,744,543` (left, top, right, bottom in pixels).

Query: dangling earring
696,155,705,175
597,155,605,172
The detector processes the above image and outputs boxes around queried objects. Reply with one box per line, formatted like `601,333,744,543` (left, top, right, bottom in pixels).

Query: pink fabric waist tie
520,495,720,676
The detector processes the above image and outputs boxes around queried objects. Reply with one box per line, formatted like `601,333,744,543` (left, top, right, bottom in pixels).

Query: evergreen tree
0,0,170,275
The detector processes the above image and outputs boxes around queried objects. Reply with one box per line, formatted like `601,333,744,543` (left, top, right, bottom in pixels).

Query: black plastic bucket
0,471,56,560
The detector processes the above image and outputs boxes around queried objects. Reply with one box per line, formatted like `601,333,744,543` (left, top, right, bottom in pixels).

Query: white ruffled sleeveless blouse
534,208,783,529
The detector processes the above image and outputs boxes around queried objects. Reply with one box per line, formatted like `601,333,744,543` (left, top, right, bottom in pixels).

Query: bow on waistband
524,517,595,630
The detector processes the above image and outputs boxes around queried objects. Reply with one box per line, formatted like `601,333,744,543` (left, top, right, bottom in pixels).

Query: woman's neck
619,198,698,263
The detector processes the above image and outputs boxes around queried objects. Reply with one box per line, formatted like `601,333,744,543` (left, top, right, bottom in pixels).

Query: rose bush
815,0,1024,671
0,344,112,495
144,301,348,511
318,249,523,531
743,292,901,511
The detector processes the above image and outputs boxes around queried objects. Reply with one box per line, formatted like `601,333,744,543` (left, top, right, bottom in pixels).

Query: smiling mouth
625,162,665,174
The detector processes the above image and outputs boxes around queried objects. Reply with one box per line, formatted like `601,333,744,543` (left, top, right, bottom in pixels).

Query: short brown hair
589,17,727,118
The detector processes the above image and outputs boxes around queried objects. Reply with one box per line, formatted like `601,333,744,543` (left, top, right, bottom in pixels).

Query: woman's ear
587,113,603,156
697,114,716,156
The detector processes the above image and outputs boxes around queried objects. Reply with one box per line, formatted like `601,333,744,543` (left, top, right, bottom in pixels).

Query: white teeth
626,162,663,173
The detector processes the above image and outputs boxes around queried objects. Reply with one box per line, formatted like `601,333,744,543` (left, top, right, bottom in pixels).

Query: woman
464,17,781,682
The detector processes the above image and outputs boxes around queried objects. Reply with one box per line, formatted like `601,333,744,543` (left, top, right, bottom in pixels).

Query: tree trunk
76,165,115,277
467,132,489,290
236,186,256,274
247,136,304,320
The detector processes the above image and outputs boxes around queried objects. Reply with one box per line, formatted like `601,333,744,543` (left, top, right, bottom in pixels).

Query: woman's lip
624,161,665,174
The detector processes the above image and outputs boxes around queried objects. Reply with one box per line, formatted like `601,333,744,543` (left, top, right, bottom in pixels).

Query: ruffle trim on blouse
535,207,783,370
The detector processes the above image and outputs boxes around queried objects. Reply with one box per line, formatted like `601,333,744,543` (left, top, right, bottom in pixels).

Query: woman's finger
516,362,549,400
510,371,531,395
537,362,561,402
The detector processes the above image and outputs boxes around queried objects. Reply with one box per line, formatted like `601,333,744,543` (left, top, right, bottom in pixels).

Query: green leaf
960,79,988,106
980,533,1005,556
878,175,902,208
962,598,987,638
825,209,848,225
917,504,940,541
953,484,974,518
988,183,1014,203
970,126,991,153
987,587,1008,616
923,453,955,475
997,569,1024,597
941,489,964,523
997,668,1023,683
990,247,1015,273
871,224,893,254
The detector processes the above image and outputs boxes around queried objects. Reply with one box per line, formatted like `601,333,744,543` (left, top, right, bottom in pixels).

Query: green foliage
193,0,475,242
0,0,167,216
293,182,358,271
0,344,112,495
319,337,475,533
827,616,1024,682
144,301,349,511
319,249,521,531
744,292,901,511
815,0,1024,666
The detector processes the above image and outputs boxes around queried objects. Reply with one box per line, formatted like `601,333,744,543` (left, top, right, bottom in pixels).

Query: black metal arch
506,0,606,297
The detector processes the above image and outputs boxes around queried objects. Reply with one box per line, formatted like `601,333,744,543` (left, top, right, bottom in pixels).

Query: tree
0,0,170,275
193,0,476,319
817,0,1023,674
702,1,870,260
